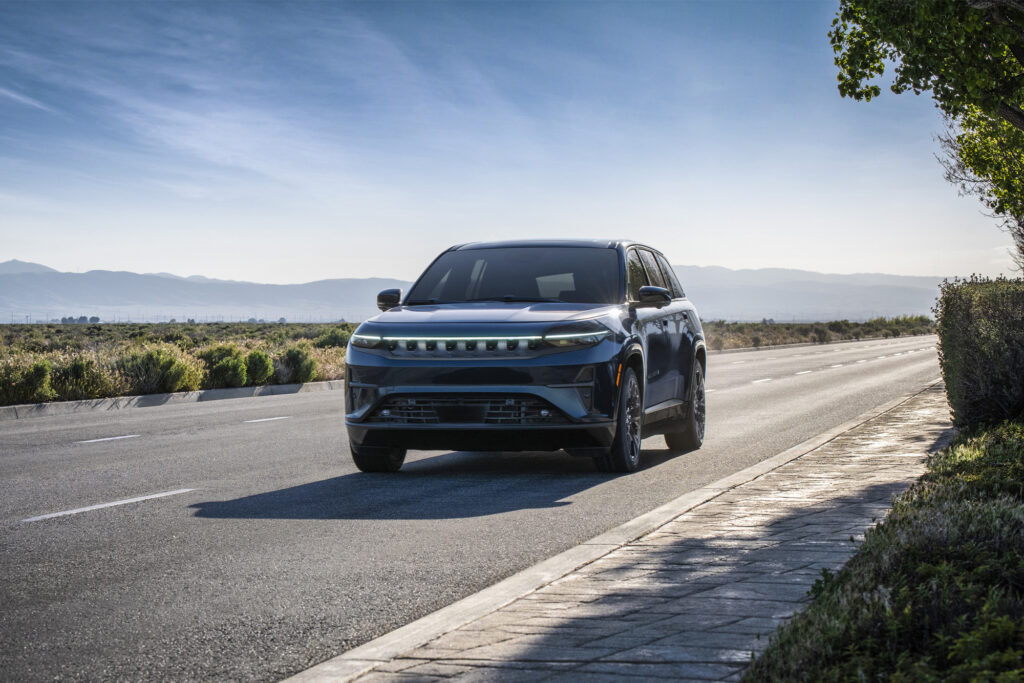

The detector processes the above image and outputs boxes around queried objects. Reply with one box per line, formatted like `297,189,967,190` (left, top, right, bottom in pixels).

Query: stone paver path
357,384,953,681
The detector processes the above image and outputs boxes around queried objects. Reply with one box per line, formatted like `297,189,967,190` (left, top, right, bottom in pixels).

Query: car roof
450,239,660,253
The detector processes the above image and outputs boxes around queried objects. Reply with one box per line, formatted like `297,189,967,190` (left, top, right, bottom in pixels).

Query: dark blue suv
345,240,706,473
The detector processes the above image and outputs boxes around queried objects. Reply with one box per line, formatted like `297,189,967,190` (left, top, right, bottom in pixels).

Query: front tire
594,367,643,473
665,361,705,452
351,445,407,473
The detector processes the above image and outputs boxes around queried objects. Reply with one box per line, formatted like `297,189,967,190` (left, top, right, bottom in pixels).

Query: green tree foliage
940,109,1024,268
830,0,1024,130
283,346,318,384
830,0,1024,265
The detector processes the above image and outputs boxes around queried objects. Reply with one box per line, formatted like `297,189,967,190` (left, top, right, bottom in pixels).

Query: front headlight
542,321,611,349
350,333,383,349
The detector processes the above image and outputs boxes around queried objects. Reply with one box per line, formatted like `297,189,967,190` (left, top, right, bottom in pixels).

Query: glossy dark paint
346,240,705,453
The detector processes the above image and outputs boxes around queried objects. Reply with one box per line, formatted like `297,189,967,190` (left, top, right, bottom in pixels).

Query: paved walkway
351,384,953,681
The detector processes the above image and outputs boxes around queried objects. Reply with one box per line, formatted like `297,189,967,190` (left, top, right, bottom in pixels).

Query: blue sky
0,1,1016,283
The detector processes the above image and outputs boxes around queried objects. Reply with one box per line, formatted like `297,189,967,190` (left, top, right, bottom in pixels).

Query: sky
0,0,1017,283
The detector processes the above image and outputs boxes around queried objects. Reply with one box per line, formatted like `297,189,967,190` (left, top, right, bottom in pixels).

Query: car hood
366,302,620,325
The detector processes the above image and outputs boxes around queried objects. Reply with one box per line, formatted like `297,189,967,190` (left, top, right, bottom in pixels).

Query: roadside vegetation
746,277,1024,681
703,316,933,351
0,322,356,406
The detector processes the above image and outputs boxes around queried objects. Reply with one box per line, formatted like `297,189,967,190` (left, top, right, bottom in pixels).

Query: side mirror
377,288,402,311
635,285,672,308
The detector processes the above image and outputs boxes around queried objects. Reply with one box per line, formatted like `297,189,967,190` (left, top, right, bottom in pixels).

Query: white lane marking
243,416,292,424
752,378,773,384
831,364,844,368
893,353,903,356
706,389,716,393
795,370,812,375
76,434,140,444
20,488,196,523
877,355,888,359
856,359,867,364
731,361,746,365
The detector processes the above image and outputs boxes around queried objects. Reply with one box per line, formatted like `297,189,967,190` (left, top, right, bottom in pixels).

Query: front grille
386,339,538,359
368,394,567,425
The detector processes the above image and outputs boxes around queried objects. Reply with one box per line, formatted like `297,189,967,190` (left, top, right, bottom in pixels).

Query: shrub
812,325,829,344
935,276,1024,428
0,357,57,404
283,345,318,384
210,356,246,388
52,356,115,400
118,346,204,394
245,350,274,385
745,421,1024,682
314,326,352,348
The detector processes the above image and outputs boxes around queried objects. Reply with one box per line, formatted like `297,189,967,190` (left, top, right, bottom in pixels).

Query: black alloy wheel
665,361,706,452
595,366,643,473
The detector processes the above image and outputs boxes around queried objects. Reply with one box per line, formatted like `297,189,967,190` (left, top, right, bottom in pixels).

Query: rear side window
654,252,685,298
638,250,667,289
626,249,649,301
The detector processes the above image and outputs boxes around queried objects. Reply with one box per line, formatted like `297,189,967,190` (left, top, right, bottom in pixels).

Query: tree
831,0,1024,266
830,0,1024,131
940,110,1024,268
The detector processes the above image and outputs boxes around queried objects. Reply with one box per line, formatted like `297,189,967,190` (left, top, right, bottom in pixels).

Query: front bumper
345,342,622,452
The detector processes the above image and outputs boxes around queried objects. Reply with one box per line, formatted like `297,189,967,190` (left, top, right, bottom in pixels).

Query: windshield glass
406,247,622,305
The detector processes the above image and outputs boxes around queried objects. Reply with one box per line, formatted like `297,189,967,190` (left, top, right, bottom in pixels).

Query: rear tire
665,361,705,452
351,445,407,472
594,367,643,473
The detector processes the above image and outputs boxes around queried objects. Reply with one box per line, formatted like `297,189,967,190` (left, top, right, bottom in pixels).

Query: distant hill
0,260,945,323
0,267,411,322
0,259,58,275
672,265,944,321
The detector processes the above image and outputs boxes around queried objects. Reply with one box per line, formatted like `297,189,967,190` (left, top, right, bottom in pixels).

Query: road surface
0,335,941,681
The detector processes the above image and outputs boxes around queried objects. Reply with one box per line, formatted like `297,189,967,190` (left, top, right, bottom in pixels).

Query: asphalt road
0,335,941,681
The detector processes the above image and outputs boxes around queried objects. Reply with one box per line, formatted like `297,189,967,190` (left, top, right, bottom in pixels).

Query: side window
638,250,667,289
626,249,649,301
654,253,685,298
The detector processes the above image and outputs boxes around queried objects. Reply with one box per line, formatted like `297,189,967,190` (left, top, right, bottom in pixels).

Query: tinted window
626,249,649,301
654,252,685,298
407,247,621,304
638,250,667,289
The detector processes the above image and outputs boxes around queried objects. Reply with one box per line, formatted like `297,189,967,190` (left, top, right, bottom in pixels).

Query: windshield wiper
465,296,566,303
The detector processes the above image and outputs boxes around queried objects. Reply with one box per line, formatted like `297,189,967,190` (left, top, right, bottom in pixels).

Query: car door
652,251,695,402
632,248,675,407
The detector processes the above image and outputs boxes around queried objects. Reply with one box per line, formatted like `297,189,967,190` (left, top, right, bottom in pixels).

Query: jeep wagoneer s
345,240,706,473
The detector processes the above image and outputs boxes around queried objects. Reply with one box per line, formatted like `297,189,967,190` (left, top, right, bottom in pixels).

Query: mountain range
0,260,945,323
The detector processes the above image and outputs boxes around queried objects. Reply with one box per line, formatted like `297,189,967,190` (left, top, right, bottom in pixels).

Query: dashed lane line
243,416,292,424
795,371,812,375
752,378,773,384
76,434,140,444
20,489,196,523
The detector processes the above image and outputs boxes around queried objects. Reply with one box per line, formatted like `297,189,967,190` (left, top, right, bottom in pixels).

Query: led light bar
544,331,611,340
380,335,543,342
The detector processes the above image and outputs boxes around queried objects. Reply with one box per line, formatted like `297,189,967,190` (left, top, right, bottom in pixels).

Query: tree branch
998,101,1024,131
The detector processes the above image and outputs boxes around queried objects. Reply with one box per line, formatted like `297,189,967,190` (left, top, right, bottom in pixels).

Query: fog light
380,408,391,417
540,408,550,418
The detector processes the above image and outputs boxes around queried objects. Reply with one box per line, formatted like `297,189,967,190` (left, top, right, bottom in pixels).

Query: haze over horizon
1,1,1019,284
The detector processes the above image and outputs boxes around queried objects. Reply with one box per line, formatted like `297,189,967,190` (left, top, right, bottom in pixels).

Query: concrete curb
284,377,945,683
0,380,345,422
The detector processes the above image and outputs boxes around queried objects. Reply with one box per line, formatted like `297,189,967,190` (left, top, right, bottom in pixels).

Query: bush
245,350,274,385
118,346,204,395
745,421,1024,682
210,356,246,388
314,326,352,348
0,357,57,404
52,356,115,400
283,346,318,384
935,276,1024,428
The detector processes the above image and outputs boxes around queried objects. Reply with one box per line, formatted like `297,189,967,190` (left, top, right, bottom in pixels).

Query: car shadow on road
190,447,682,521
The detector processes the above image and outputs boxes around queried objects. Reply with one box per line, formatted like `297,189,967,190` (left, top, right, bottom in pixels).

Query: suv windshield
406,247,621,305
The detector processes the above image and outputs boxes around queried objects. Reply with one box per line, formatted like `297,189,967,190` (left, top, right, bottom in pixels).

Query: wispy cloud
0,85,53,112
